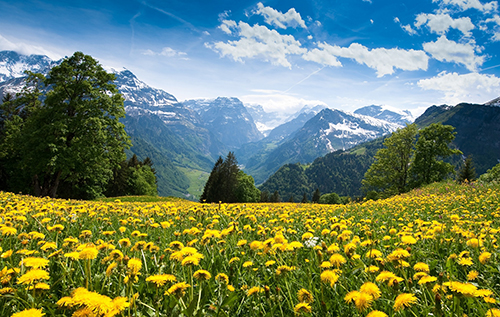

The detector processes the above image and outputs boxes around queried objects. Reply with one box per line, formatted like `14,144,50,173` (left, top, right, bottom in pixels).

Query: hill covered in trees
260,103,500,201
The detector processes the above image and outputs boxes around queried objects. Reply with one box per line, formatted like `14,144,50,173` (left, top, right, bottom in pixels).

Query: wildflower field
0,182,499,317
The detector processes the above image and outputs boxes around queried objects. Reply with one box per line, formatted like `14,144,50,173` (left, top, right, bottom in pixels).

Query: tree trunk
32,171,62,198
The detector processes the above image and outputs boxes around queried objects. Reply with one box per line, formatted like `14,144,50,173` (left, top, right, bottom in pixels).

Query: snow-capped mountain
244,103,288,136
243,107,403,184
184,97,263,149
354,105,414,125
0,51,57,82
484,96,500,107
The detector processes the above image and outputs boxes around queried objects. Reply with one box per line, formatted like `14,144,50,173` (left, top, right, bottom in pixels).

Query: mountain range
3,50,498,201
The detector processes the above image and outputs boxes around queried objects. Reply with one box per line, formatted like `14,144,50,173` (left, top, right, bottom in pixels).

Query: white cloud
302,45,342,67
415,13,475,36
241,90,327,114
219,20,237,34
303,42,429,76
208,22,306,68
0,34,63,60
254,2,307,29
418,71,500,104
395,17,418,35
142,47,188,59
423,35,484,71
483,15,500,40
432,0,498,12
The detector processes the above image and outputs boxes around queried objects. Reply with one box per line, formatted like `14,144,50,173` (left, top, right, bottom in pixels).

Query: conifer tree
312,188,321,203
457,155,476,183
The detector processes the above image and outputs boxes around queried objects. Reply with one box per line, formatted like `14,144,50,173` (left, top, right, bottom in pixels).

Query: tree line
0,52,157,199
362,122,472,199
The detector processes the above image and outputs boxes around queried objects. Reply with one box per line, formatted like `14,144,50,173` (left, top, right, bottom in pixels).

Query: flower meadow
0,182,499,317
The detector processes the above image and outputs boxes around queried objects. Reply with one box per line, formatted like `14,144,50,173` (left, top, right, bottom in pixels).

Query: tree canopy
200,152,260,203
0,52,131,199
362,123,461,198
362,124,418,197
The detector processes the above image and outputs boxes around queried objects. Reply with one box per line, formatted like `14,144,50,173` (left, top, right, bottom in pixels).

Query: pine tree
260,190,270,202
457,155,476,183
200,156,223,203
301,193,308,203
312,188,321,203
270,191,280,203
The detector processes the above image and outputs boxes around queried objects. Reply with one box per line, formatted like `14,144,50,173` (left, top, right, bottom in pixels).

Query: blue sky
2,0,500,116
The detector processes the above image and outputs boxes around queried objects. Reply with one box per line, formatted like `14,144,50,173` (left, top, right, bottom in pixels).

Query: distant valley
2,50,499,201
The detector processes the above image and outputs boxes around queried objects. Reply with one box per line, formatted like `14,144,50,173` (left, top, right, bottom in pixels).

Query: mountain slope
414,103,500,175
245,108,401,184
184,97,263,150
260,102,500,199
0,51,223,199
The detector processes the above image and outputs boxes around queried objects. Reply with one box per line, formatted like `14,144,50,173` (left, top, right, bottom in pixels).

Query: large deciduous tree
410,123,461,186
362,124,418,197
1,52,130,198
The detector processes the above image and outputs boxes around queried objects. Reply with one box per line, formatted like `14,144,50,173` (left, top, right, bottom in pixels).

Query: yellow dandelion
394,293,418,311
106,262,117,277
127,258,142,275
366,311,388,317
11,308,45,317
181,255,200,266
165,282,190,298
418,275,437,285
486,308,500,317
20,257,50,269
365,265,379,273
479,252,492,264
413,262,430,273
243,261,253,268
467,270,479,281
193,270,211,281
146,274,177,287
78,246,98,260
360,282,381,300
215,273,229,284
247,286,263,296
17,269,50,285
294,302,312,314
354,292,373,312
297,288,314,303
329,253,347,267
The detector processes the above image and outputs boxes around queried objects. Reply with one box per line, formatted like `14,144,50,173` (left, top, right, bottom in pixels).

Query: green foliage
105,154,158,197
362,124,418,197
414,103,500,175
259,163,312,201
363,123,461,198
260,190,270,202
457,155,477,183
312,188,321,203
126,136,189,197
200,152,260,203
319,192,341,204
235,170,260,203
479,162,500,183
128,165,157,196
0,52,130,199
410,123,461,186
270,190,281,202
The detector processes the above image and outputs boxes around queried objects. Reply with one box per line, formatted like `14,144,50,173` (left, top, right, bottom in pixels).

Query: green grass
95,195,188,203
178,167,210,201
